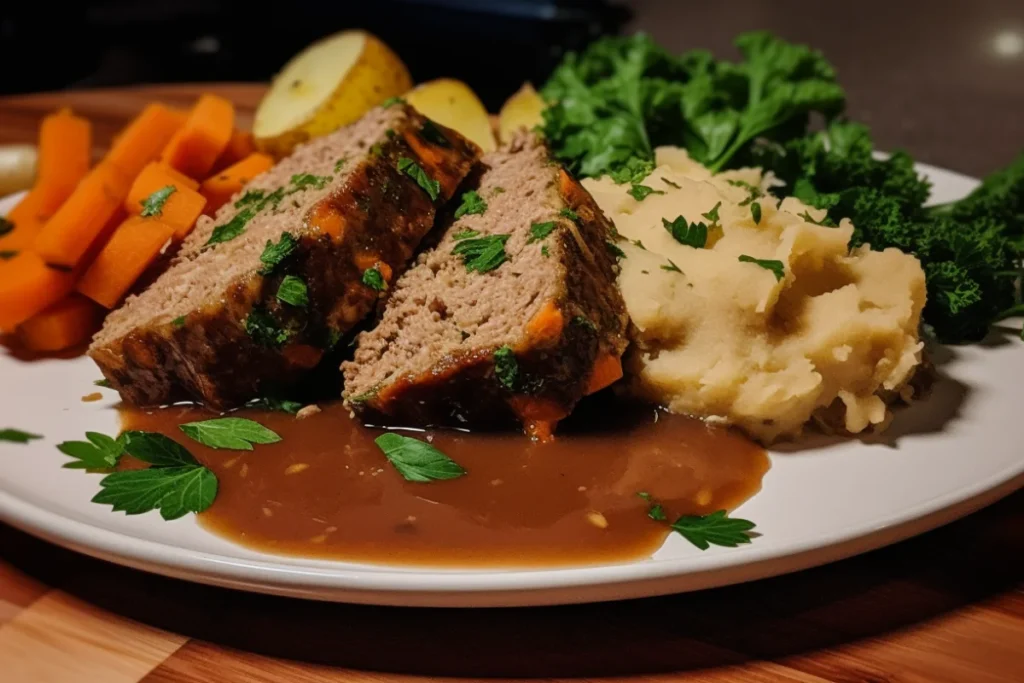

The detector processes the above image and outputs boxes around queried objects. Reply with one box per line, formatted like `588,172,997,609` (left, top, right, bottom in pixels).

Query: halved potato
498,83,545,144
404,79,497,152
254,30,412,159
0,145,38,197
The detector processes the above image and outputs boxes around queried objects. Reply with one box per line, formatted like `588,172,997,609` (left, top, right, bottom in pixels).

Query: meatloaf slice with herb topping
342,133,628,440
90,103,481,409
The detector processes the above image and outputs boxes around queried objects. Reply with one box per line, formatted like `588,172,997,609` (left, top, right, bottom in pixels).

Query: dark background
2,0,1023,174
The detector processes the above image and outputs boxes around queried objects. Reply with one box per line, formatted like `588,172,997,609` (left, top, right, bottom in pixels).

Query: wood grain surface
2,84,1023,682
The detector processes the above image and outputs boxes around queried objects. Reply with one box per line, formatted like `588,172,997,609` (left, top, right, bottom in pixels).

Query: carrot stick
106,103,185,179
212,129,256,172
161,95,235,178
586,352,623,395
17,294,102,352
155,162,199,191
126,163,207,239
33,109,92,216
0,252,76,331
0,192,48,252
199,152,273,213
32,162,132,268
77,216,175,308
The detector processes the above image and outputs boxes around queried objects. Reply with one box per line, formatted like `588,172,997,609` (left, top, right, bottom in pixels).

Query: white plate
1,163,1023,608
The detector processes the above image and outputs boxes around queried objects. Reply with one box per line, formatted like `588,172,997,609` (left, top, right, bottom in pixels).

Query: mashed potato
582,147,926,442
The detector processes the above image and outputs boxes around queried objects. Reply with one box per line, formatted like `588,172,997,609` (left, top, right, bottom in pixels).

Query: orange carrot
77,216,175,308
507,396,569,443
212,129,256,172
199,152,273,213
586,352,623,395
125,163,207,239
17,294,102,352
0,192,47,252
0,252,76,331
106,103,185,179
33,109,92,216
525,301,564,344
161,95,235,178
155,162,199,191
309,202,345,239
33,162,132,268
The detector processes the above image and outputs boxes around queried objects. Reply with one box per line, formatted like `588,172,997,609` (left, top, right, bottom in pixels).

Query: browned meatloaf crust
342,133,628,440
90,104,481,409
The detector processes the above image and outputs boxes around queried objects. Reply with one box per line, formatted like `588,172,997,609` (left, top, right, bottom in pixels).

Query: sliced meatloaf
342,133,628,440
90,104,481,409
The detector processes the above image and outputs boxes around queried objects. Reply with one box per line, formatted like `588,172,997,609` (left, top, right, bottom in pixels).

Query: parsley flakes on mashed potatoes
584,147,926,443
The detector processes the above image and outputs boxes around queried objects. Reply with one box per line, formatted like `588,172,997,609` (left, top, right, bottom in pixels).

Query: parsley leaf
1,428,43,444
57,432,123,469
670,510,757,550
559,207,580,221
258,233,298,275
702,201,722,224
397,157,441,201
207,206,257,246
661,259,683,273
528,221,557,244
454,190,487,218
244,307,291,348
637,492,666,521
606,240,626,259
452,229,480,240
572,315,597,331
121,431,197,467
179,417,281,451
289,173,331,192
727,179,764,206
493,345,518,390
541,245,550,258
94,379,113,388
362,266,386,292
234,189,266,209
798,210,836,227
171,316,185,327
381,96,405,108
662,178,682,189
738,254,785,280
334,157,348,173
92,466,217,521
628,184,665,201
452,234,509,273
750,201,762,224
140,185,176,217
374,433,466,482
420,120,451,148
276,275,309,307
662,215,708,248
248,396,304,414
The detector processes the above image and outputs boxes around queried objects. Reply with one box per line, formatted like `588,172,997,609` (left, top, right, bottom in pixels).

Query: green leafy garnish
0,217,14,236
493,345,518,390
369,143,384,158
662,178,682,189
452,229,480,240
57,432,123,469
702,201,722,224
541,245,550,258
397,157,441,201
738,254,785,281
171,316,185,328
628,184,665,201
289,173,331,192
276,275,308,307
334,157,348,173
1,428,43,444
244,307,291,348
798,210,836,227
234,189,266,209
258,233,298,275
572,315,597,331
381,96,405,108
179,417,282,451
662,215,708,248
206,206,257,246
606,240,626,259
249,396,303,414
120,431,196,466
671,510,757,550
140,185,176,217
452,234,509,273
94,379,113,388
726,179,764,206
362,266,386,292
419,120,451,148
454,190,487,218
374,433,466,482
559,207,580,221
750,201,762,224
637,492,666,521
528,221,557,244
661,259,683,273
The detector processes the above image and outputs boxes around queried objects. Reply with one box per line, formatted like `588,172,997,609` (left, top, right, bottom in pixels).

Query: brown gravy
120,398,768,568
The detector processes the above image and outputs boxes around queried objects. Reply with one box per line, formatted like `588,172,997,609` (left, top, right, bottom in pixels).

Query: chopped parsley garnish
419,120,451,147
397,157,441,201
738,254,785,281
249,396,304,414
702,201,722,224
492,187,506,195
385,128,397,140
798,210,836,227
454,190,487,218
244,307,291,348
661,259,683,273
374,433,466,482
606,240,626,259
57,432,123,469
662,215,708,248
362,266,386,291
0,250,17,260
559,207,580,221
206,206,257,246
727,179,764,206
671,510,757,550
750,201,762,224
452,229,480,240
171,316,185,327
573,315,597,331
662,178,682,189
94,379,113,388
541,245,550,257
628,184,665,201
369,143,384,158
333,157,348,173
289,173,331,192
631,238,646,249
258,232,298,275
179,417,281,451
527,221,557,244
1,428,43,444
637,492,666,521
493,345,518,390
0,216,14,236
381,96,405,108
276,275,309,307
452,234,509,273
234,189,266,208
140,185,176,217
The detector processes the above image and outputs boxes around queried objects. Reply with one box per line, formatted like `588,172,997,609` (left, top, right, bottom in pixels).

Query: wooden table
2,80,1023,681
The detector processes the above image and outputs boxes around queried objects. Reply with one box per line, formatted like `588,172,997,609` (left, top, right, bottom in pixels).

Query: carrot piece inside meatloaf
89,104,481,409
342,133,628,440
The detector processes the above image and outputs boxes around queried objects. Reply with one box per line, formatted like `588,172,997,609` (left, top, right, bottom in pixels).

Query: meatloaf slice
342,133,628,440
90,103,481,409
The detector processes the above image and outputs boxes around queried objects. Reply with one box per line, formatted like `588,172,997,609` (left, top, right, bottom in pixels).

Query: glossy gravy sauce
120,398,769,568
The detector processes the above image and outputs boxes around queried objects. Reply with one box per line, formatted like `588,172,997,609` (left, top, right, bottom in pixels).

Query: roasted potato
404,79,497,152
498,83,545,143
